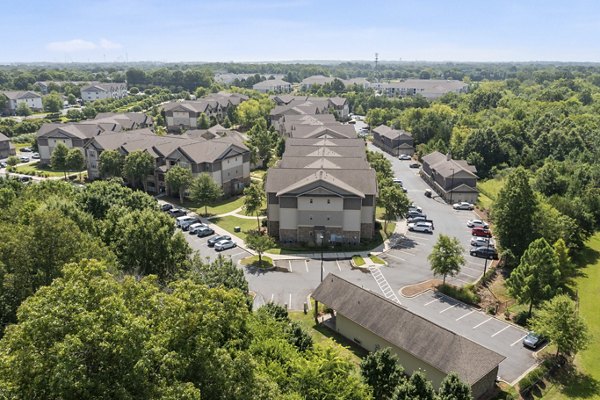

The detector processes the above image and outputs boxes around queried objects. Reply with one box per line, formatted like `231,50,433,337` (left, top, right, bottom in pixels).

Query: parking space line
386,253,406,262
305,260,309,272
336,260,341,271
511,335,528,347
231,251,246,258
450,276,472,284
491,326,510,337
398,250,416,256
459,270,479,279
270,293,274,302
288,260,292,272
462,264,481,273
473,317,492,329
425,299,439,306
404,235,430,242
288,293,292,309
440,304,458,314
456,310,474,321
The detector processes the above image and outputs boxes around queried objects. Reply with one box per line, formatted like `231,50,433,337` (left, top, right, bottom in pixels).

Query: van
176,215,196,228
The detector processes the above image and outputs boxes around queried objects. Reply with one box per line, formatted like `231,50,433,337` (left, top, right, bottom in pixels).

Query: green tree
361,348,405,400
437,373,472,400
109,208,191,280
243,181,265,231
506,238,562,316
492,167,539,260
189,173,222,216
428,234,465,285
394,370,435,400
553,238,575,286
67,93,77,105
77,179,157,220
129,86,140,95
65,148,85,178
248,120,278,168
367,150,394,184
530,295,589,358
15,102,31,116
82,106,97,119
187,254,248,295
378,185,410,234
165,165,193,203
198,112,210,129
50,142,69,177
42,92,63,112
99,149,124,178
6,156,19,167
122,150,155,191
245,231,275,267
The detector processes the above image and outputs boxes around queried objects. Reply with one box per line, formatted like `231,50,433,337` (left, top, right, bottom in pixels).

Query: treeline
0,178,372,399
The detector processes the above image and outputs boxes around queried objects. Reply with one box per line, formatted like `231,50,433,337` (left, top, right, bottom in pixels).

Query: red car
472,227,492,238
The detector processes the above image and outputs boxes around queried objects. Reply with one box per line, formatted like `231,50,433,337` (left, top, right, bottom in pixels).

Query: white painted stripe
425,299,439,306
473,317,492,329
398,250,416,256
386,253,406,262
288,293,292,309
462,264,481,273
456,310,475,321
336,260,342,271
270,293,274,302
405,235,430,242
305,261,309,272
288,260,292,272
491,326,510,337
231,251,246,258
511,335,528,347
440,304,458,313
459,270,479,279
449,276,471,284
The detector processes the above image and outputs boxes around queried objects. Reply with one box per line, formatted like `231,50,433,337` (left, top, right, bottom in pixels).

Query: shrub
370,255,386,264
352,255,365,266
437,283,481,305
519,364,548,393
513,310,530,326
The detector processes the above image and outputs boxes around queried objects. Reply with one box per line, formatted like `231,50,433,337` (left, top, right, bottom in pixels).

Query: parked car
161,203,173,212
471,237,495,247
168,208,186,218
19,156,29,163
470,246,498,260
398,154,411,160
467,219,489,229
523,332,546,349
31,152,40,159
407,210,427,219
175,215,196,228
19,176,31,183
392,178,403,185
424,189,432,197
409,162,420,168
180,217,201,231
196,227,215,237
188,223,207,234
215,239,237,251
20,147,31,153
472,227,492,238
208,235,231,247
453,201,474,210
407,221,433,234
0,161,7,168
408,205,423,214
407,215,428,223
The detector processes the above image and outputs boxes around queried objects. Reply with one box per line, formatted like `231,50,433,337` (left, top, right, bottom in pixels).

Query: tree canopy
428,234,465,284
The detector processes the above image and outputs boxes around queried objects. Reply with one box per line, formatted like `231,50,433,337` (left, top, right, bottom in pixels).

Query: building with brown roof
312,274,504,400
372,79,469,99
372,124,414,157
265,137,376,244
421,151,478,204
252,78,292,93
0,133,16,159
81,82,128,102
85,128,250,196
1,91,43,115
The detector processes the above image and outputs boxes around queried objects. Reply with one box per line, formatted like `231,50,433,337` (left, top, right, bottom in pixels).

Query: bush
437,283,481,305
513,310,530,326
352,255,365,266
519,364,548,393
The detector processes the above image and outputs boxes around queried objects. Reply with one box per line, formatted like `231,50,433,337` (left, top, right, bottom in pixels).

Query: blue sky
2,0,600,63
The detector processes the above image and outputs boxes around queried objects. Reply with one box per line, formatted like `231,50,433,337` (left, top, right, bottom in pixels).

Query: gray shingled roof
288,124,358,139
423,151,477,178
266,167,376,196
252,79,291,90
373,125,413,141
2,91,42,100
312,274,505,385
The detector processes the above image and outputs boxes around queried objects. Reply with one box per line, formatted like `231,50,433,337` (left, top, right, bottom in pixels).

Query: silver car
214,239,237,251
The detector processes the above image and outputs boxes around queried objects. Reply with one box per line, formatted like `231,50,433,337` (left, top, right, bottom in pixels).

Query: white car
398,154,411,160
188,223,207,234
408,205,423,214
215,239,237,251
453,202,474,210
19,156,30,163
407,221,433,234
467,219,489,229
471,237,495,247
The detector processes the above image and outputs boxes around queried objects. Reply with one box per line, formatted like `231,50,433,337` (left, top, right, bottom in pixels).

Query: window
327,199,330,204
309,216,312,221
309,199,313,204
326,217,330,221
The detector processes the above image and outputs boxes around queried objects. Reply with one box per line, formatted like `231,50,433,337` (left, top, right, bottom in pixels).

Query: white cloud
99,38,122,49
46,38,123,52
46,39,97,52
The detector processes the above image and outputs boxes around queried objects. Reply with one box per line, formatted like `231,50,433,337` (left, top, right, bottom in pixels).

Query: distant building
80,82,128,102
253,79,292,93
312,274,505,400
372,79,468,99
300,75,371,90
269,96,349,129
1,91,43,114
266,137,376,244
421,151,478,204
372,124,414,157
0,133,16,158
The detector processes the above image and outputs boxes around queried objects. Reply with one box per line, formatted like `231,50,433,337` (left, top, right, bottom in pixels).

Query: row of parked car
406,205,435,234
466,218,498,260
161,203,237,251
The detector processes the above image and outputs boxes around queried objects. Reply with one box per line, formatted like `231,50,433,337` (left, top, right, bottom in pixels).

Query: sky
2,0,600,63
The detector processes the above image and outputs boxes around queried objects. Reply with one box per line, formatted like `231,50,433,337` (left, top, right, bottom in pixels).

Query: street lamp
319,233,324,282
449,168,455,203
482,237,492,281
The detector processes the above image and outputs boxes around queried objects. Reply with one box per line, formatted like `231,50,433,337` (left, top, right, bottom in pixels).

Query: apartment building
1,91,43,114
421,151,478,204
80,82,128,102
372,124,414,157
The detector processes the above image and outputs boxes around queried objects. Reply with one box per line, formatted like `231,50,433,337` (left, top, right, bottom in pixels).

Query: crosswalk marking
368,266,401,304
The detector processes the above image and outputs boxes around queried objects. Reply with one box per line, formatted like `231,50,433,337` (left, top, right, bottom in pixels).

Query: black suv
470,247,498,260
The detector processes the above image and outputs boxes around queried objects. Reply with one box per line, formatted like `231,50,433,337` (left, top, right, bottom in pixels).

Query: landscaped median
240,255,274,269
14,161,86,179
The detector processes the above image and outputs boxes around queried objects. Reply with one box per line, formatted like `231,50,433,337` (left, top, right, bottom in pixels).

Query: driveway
401,291,537,385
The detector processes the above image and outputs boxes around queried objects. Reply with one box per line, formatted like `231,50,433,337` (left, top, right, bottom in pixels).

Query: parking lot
401,290,537,384
182,222,252,265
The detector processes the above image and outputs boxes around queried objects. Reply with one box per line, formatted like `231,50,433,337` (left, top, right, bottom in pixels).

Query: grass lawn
477,177,506,211
212,215,259,241
240,255,273,268
352,255,365,266
528,233,600,400
370,255,386,264
170,195,245,217
250,169,267,180
289,311,367,366
15,162,84,178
